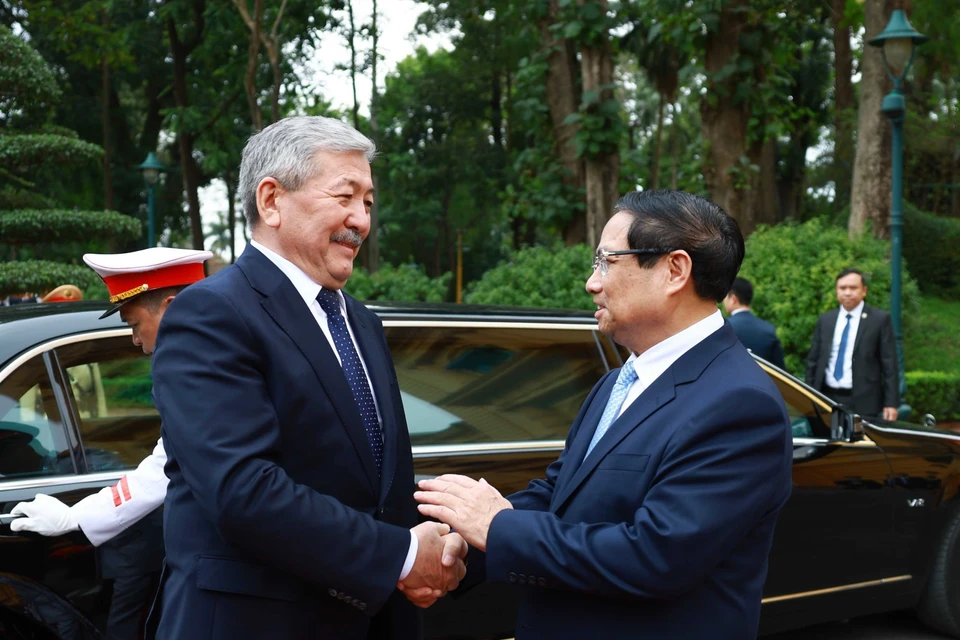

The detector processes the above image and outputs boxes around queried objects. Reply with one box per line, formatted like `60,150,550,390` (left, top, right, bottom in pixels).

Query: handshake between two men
399,475,513,608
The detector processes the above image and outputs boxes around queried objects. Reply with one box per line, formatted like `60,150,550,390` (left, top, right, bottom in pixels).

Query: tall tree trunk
225,168,237,263
578,0,620,249
100,9,113,211
539,0,584,246
166,3,206,250
700,0,767,233
651,94,664,190
101,55,113,210
242,0,264,131
368,0,380,267
671,105,679,190
366,0,380,271
832,0,855,209
849,0,894,239
347,0,360,130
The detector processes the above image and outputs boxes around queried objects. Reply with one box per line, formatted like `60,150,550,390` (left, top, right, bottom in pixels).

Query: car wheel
917,504,960,637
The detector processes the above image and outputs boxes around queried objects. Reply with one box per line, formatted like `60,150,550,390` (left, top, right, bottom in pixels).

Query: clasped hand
397,522,468,608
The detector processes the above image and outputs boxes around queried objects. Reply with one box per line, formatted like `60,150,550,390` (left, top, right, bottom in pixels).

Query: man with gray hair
147,116,466,639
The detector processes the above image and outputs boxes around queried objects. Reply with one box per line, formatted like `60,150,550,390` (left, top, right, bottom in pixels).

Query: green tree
0,24,140,296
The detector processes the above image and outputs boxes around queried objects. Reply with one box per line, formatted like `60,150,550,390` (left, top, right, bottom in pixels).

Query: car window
0,354,72,478
767,373,831,439
385,326,608,446
56,337,159,472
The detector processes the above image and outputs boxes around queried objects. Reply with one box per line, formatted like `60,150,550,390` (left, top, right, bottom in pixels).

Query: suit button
328,588,337,597
518,574,526,585
358,602,367,611
508,572,517,583
538,577,546,587
337,593,346,600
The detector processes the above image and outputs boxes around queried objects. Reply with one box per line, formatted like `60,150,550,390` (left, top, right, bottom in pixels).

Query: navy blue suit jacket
148,247,421,640
728,310,786,369
483,322,792,640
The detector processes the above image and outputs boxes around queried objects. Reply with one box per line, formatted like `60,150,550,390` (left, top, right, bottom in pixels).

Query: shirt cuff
398,530,418,581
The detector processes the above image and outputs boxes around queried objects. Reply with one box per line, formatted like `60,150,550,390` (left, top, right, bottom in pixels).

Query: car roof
0,300,597,366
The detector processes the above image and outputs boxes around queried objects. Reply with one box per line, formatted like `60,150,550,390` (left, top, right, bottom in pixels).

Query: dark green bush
0,260,100,297
345,263,451,302
738,218,920,377
464,244,594,310
0,209,141,245
902,204,960,300
905,371,960,422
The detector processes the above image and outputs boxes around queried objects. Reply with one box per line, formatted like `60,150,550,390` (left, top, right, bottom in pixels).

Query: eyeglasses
592,248,678,277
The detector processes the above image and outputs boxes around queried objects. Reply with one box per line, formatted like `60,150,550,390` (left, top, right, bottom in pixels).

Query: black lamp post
868,10,926,417
136,152,166,248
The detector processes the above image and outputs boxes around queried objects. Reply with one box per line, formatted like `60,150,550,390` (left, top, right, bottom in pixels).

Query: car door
382,319,616,640
759,368,899,634
0,345,103,625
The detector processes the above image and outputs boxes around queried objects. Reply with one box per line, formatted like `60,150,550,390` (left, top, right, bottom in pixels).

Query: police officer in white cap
11,247,212,640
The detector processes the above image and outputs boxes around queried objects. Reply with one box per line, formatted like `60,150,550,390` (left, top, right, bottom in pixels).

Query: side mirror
831,408,864,443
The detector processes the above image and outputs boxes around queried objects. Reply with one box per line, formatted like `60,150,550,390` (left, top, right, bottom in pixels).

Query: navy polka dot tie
316,289,383,475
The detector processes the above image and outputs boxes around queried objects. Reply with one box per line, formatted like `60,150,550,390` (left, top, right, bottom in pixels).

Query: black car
0,301,959,639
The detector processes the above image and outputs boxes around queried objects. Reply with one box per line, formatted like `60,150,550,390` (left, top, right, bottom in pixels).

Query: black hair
135,285,187,312
729,277,754,306
836,268,866,286
615,190,745,302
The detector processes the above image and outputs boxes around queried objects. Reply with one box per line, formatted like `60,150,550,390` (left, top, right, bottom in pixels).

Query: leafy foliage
345,264,451,303
0,260,100,296
737,218,921,377
0,133,104,170
902,204,960,300
0,209,141,244
905,372,960,422
0,24,60,122
904,296,960,374
464,244,594,310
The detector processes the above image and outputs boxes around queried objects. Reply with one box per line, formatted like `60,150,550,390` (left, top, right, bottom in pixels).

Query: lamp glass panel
883,37,914,79
142,168,160,186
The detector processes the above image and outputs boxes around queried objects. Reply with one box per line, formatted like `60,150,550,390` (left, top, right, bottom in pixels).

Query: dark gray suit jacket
805,304,899,418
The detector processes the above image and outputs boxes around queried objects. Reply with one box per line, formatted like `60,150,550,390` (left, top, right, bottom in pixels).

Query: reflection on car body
1,301,960,639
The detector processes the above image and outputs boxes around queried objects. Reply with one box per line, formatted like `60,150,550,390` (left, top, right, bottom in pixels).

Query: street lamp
868,9,927,418
136,152,166,248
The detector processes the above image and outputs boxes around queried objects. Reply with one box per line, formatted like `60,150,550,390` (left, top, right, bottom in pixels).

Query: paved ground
767,611,953,639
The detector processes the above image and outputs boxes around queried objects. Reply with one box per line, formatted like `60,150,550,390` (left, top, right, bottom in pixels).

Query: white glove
10,493,79,536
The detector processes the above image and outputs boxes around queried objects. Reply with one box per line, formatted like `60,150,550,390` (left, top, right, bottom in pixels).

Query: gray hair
238,116,377,229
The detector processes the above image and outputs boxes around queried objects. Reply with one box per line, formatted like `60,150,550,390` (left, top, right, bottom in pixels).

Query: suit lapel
550,322,737,514
821,308,840,364
238,249,380,495
551,371,675,513
853,304,872,355
345,295,397,506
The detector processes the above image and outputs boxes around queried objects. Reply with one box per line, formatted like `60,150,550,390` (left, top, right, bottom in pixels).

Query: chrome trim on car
761,575,911,604
0,470,125,491
413,441,566,458
867,425,960,442
792,437,878,448
0,329,131,385
382,320,598,330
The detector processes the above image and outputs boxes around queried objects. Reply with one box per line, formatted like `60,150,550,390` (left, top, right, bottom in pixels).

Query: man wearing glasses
415,190,793,639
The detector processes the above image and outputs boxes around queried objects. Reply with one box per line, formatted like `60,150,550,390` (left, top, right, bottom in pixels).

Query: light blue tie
584,364,639,460
316,288,383,474
833,313,852,382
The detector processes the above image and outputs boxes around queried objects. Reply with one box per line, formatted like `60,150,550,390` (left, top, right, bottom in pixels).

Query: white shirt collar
249,240,345,314
627,310,725,389
839,300,865,318
730,308,749,316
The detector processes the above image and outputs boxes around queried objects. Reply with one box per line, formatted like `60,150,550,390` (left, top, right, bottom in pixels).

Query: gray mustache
331,230,363,249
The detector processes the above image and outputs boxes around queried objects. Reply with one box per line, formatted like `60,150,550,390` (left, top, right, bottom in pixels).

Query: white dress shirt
614,310,725,422
824,300,864,390
730,308,748,316
249,241,418,580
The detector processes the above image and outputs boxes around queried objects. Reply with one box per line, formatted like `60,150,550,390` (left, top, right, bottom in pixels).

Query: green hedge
738,217,920,377
905,371,960,422
0,209,141,244
464,244,594,310
345,263,451,302
903,204,960,300
0,260,100,296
